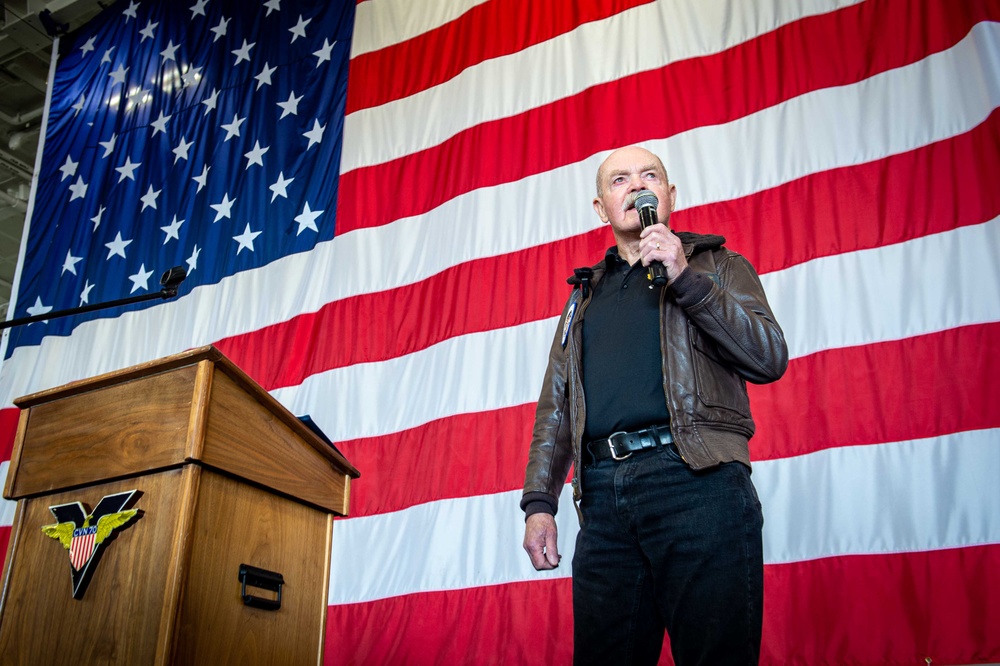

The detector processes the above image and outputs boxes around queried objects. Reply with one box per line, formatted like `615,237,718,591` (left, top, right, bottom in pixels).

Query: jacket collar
566,231,727,294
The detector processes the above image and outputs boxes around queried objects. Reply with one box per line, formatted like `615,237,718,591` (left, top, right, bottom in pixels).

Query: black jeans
572,443,764,666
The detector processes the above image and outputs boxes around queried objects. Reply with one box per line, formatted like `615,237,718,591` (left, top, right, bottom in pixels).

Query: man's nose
628,174,647,190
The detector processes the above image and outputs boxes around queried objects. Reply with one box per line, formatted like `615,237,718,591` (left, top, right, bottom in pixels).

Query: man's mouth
621,191,642,213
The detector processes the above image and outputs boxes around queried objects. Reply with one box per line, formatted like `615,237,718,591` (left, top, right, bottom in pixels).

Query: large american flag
1,0,998,664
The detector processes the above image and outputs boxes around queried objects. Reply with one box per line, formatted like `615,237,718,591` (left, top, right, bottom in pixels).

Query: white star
303,119,325,149
59,154,78,181
220,113,246,141
80,36,97,55
294,202,323,235
109,63,128,85
61,250,83,275
140,184,161,211
150,110,171,136
115,156,141,182
269,172,293,202
244,141,269,169
129,88,150,109
71,94,86,115
80,280,95,305
123,1,139,21
186,245,201,274
193,164,210,192
233,224,262,254
91,206,106,230
101,47,115,64
105,232,132,259
26,297,53,321
139,19,159,42
68,175,88,201
232,39,256,65
210,193,236,222
210,16,229,42
276,90,302,119
264,0,281,16
173,136,194,163
161,215,184,243
128,264,155,293
160,40,179,61
289,15,311,43
313,38,334,67
201,88,219,115
182,65,203,87
98,133,117,158
255,62,276,89
190,0,209,18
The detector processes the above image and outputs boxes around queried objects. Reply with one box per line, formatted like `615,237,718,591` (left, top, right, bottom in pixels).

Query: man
521,146,788,665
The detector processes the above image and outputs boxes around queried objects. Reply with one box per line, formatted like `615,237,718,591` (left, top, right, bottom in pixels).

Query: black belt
586,425,673,463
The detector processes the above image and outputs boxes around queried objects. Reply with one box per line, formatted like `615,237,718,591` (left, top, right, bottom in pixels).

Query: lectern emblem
40,489,141,599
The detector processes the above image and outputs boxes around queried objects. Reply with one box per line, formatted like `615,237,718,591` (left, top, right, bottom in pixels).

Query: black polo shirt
581,248,670,442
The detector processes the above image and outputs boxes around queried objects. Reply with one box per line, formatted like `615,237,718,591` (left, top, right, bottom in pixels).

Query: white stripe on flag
328,428,1000,605
272,317,557,441
342,0,867,171
765,216,1000,360
757,428,1000,564
350,0,492,57
281,218,1000,441
0,462,13,527
650,19,1000,207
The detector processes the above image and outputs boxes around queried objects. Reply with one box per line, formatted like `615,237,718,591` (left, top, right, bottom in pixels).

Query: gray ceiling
0,0,108,316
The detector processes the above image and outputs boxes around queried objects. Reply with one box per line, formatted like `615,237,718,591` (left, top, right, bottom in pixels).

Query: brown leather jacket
521,232,788,517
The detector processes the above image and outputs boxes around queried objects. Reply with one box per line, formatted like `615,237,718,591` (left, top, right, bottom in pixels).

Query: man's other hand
523,513,561,570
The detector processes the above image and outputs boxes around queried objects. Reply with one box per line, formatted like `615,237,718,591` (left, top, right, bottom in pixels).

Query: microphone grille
634,191,658,210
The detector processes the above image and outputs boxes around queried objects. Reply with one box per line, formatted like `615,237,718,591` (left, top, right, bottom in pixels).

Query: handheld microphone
634,191,668,286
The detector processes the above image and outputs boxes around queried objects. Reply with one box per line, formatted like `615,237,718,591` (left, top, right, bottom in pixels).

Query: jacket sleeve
670,251,788,385
520,296,577,515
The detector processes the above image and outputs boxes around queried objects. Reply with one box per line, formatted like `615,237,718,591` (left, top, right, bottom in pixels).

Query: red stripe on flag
325,544,1000,665
338,324,1000,517
0,408,18,462
337,0,996,235
346,0,653,113
678,107,1000,275
216,109,1000,393
214,229,612,390
326,577,574,666
750,322,1000,461
763,545,1000,665
337,404,538,517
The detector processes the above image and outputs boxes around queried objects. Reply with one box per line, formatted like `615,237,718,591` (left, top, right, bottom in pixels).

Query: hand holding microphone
632,191,669,286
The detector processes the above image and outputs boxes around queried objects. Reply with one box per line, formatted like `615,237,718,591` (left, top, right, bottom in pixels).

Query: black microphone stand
0,266,187,332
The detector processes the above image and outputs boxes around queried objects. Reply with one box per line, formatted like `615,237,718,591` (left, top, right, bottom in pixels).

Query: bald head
595,146,668,197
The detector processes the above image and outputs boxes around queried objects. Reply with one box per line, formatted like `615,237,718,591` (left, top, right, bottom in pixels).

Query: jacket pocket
689,323,752,419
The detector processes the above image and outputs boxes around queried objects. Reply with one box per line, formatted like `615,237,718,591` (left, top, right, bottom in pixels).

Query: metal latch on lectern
238,563,284,611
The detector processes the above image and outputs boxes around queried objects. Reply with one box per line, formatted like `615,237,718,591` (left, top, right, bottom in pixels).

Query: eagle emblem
41,490,141,599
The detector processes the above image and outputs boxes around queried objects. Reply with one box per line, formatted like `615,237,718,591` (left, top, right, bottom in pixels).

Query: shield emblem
69,526,98,571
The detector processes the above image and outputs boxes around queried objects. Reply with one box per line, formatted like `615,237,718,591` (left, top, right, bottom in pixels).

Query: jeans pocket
657,441,685,464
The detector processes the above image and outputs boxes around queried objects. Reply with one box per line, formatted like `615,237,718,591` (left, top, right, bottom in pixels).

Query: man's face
592,146,676,235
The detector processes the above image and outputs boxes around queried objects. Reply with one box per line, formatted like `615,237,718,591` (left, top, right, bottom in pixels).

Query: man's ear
593,197,609,223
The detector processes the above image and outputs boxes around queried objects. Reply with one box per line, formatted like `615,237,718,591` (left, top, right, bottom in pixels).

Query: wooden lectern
0,346,359,665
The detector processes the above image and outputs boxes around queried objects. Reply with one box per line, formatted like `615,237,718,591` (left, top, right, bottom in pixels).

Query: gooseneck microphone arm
0,266,187,332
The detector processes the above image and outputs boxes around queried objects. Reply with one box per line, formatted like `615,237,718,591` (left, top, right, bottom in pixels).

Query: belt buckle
606,431,632,461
